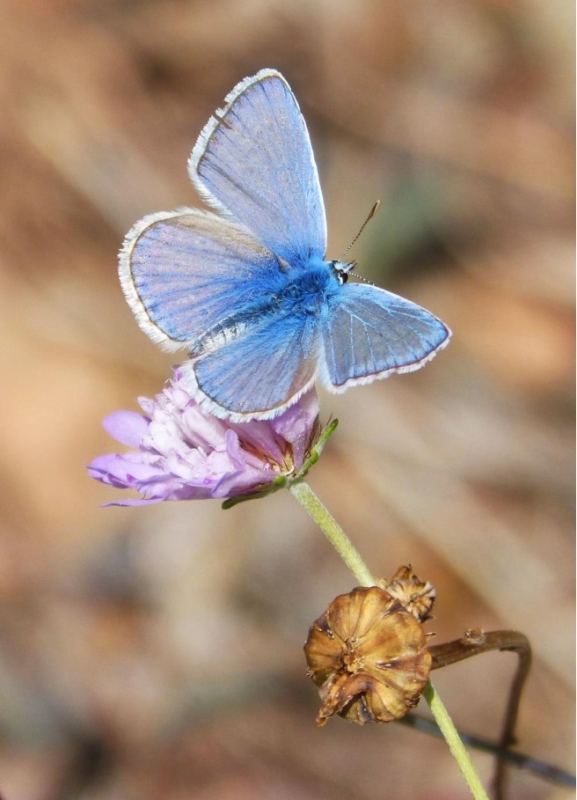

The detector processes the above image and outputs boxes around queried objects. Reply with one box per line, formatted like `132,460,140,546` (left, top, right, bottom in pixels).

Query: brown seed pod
304,586,432,726
379,565,436,622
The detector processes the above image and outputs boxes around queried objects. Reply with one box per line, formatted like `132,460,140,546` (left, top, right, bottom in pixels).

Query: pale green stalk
424,681,489,799
290,479,489,800
289,481,374,587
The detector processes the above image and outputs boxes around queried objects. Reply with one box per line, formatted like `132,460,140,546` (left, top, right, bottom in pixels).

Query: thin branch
429,630,532,800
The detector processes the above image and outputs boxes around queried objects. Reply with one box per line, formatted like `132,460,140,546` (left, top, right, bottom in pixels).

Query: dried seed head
304,586,432,726
379,565,436,622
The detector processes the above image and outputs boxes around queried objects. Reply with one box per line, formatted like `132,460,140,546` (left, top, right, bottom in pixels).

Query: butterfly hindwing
183,310,321,420
119,208,282,351
189,69,327,267
319,283,451,391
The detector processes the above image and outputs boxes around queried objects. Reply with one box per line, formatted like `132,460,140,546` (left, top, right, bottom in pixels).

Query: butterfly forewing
319,284,451,391
189,69,327,267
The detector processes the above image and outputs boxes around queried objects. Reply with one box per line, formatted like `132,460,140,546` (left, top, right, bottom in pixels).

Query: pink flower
88,369,320,505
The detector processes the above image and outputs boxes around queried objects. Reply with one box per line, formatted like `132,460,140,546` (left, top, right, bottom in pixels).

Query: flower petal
102,411,150,447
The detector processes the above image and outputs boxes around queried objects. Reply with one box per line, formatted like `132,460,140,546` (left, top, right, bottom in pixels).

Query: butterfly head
330,259,357,285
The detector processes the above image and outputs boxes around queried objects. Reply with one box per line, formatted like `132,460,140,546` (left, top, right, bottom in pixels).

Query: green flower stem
290,478,488,800
289,480,375,587
424,681,489,800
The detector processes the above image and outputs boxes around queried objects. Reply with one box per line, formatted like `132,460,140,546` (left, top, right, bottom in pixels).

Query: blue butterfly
119,69,451,421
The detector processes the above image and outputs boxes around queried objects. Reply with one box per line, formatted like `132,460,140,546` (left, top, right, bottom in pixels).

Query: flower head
88,368,321,505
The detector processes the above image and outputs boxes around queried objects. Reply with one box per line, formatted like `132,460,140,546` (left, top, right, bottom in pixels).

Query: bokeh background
0,1,574,798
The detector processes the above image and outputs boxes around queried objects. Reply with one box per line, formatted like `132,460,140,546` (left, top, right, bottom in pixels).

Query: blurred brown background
0,1,574,798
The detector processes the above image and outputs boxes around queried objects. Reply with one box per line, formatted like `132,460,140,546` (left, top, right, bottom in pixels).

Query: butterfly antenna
339,200,380,261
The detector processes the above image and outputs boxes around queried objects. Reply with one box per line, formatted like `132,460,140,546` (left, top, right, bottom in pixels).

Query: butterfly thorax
271,258,346,316
190,260,341,358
